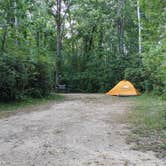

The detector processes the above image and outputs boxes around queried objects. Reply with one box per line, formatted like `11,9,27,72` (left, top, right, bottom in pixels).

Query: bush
142,40,166,96
0,52,55,101
30,55,55,98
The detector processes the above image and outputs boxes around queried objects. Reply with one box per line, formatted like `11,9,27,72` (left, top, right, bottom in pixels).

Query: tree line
0,0,165,101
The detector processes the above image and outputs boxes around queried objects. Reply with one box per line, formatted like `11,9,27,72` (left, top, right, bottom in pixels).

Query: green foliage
142,40,166,96
124,55,145,91
0,51,55,101
139,0,166,97
30,55,55,98
63,53,127,92
0,0,165,100
124,0,166,97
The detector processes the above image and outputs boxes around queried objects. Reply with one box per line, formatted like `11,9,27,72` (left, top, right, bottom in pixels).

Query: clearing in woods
0,94,165,166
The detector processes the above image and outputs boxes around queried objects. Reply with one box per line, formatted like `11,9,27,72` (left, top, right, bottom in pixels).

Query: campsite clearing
0,94,165,166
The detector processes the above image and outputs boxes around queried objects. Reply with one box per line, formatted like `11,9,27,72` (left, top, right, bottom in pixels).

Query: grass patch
127,94,166,158
0,93,64,116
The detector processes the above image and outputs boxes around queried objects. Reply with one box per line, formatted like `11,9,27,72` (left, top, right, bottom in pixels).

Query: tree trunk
88,26,96,52
98,27,104,56
1,28,8,51
137,0,142,55
14,1,18,46
56,0,62,85
68,12,78,71
117,0,125,56
36,30,40,48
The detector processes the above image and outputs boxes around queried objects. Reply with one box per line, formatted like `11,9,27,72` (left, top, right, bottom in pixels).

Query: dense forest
0,0,166,101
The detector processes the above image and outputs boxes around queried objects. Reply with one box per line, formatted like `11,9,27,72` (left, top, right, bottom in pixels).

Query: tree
137,0,142,54
0,0,165,99
46,0,72,85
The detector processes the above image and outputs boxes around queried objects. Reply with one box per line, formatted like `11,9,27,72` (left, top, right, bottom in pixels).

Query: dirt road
0,94,165,166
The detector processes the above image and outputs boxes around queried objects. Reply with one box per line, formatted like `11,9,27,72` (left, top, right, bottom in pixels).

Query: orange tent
106,80,140,96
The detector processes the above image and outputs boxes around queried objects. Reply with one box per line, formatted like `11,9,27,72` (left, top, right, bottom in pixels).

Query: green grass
129,94,166,131
0,93,64,113
128,94,166,158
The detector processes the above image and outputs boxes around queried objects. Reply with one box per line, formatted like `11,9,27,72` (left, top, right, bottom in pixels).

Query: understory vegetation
128,95,166,158
0,51,55,101
0,0,166,101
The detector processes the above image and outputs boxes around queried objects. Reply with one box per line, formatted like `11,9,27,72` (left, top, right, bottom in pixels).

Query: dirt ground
0,94,165,166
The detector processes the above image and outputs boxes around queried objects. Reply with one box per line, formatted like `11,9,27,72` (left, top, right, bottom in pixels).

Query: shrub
0,52,55,101
30,55,55,98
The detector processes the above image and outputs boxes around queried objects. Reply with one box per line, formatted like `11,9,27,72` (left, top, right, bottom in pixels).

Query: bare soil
0,94,165,166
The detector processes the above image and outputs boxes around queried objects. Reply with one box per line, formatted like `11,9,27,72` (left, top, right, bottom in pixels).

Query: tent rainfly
106,80,140,96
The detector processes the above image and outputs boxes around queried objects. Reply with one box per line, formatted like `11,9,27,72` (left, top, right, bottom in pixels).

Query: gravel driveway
0,94,165,166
